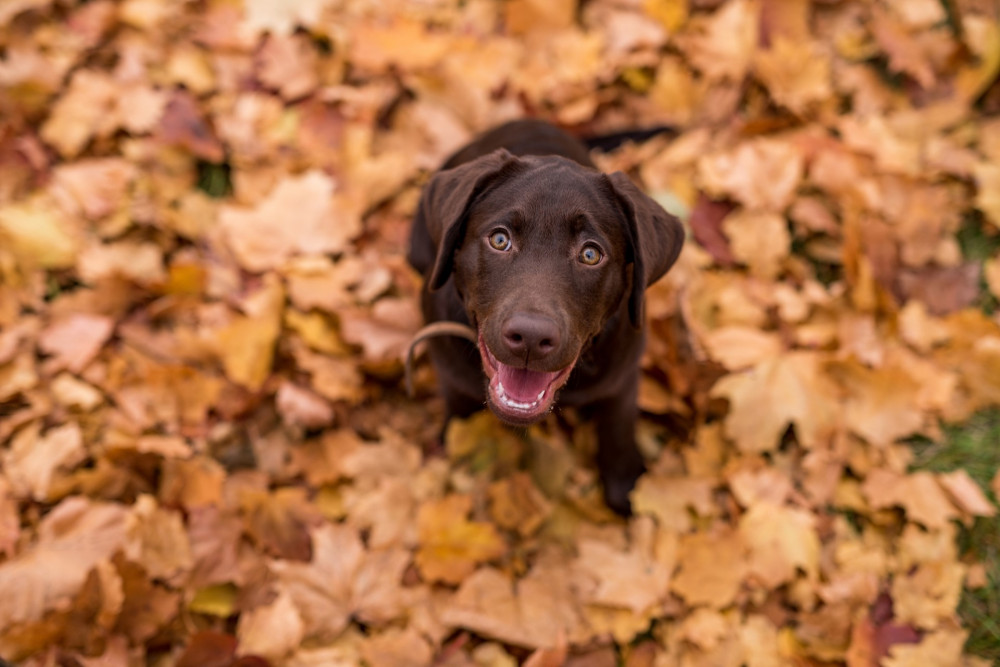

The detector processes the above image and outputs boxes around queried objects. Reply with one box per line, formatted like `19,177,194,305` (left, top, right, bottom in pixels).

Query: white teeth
495,382,545,411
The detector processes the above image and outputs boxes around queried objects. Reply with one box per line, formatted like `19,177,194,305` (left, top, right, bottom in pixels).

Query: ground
1,0,1000,665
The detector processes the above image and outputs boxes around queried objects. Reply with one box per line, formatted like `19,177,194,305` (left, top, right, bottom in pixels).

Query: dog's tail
582,126,676,153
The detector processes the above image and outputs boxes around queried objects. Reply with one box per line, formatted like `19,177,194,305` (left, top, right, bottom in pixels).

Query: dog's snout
501,313,560,360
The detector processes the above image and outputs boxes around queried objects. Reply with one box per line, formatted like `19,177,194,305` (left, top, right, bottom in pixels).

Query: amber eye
488,230,512,251
579,244,603,266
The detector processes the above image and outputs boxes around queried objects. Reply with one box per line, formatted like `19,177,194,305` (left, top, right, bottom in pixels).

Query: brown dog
408,119,684,514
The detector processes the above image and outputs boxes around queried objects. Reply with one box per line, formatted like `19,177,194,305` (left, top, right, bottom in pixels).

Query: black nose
501,313,560,361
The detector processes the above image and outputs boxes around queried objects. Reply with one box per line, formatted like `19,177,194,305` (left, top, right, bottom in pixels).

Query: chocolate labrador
408,119,684,514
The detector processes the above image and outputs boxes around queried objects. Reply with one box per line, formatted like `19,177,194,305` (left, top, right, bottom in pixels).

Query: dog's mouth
478,335,575,424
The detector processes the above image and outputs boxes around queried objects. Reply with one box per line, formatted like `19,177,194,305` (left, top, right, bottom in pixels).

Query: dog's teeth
537,391,545,401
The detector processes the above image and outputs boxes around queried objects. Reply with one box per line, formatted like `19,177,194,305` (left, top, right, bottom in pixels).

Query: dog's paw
601,465,644,516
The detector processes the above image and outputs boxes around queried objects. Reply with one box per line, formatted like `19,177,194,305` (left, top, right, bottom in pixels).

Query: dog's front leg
589,379,646,515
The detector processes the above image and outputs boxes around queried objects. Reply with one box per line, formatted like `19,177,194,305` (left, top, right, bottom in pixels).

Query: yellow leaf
217,275,284,390
956,16,1000,103
0,195,80,269
188,583,238,617
740,503,820,588
644,0,687,32
670,528,746,607
754,38,832,114
416,495,506,585
710,351,839,452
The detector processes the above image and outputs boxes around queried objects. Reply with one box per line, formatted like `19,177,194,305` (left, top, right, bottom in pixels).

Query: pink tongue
496,362,558,402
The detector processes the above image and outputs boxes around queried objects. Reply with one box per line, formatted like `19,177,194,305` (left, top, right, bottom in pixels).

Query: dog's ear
606,172,685,328
413,148,520,290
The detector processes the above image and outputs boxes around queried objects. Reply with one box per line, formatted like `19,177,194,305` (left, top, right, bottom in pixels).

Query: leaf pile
1,0,1000,665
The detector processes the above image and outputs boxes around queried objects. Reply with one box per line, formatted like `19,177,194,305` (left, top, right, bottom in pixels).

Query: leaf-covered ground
2,0,1000,665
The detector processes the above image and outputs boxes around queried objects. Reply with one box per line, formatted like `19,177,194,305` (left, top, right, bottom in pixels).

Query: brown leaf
219,170,360,272
710,351,840,452
0,498,129,628
38,313,114,374
936,470,996,518
241,487,321,561
275,381,334,429
176,631,238,667
0,195,81,269
670,528,746,608
236,591,305,662
157,89,224,161
3,421,85,501
687,195,735,265
416,495,507,585
443,558,592,649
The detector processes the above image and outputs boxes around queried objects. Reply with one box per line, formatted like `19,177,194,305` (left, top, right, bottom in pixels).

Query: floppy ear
605,172,685,328
410,148,521,290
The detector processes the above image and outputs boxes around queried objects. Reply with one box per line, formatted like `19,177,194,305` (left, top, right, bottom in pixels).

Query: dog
408,119,684,514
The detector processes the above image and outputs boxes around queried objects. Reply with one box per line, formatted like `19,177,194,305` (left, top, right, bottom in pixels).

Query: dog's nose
501,313,560,361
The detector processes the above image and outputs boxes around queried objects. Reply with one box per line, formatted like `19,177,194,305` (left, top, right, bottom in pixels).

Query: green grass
910,409,1000,662
196,160,233,199
957,214,1000,315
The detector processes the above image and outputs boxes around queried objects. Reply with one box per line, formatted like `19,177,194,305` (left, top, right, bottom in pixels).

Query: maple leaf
670,528,747,608
679,0,759,82
219,170,360,272
754,38,833,114
740,502,820,588
631,475,716,532
710,351,840,452
216,275,284,390
574,537,672,614
2,421,85,501
124,495,193,584
442,557,592,649
39,69,119,158
270,523,409,640
0,194,81,269
722,210,791,279
882,629,967,667
415,494,507,585
0,498,129,628
236,591,305,661
698,137,804,211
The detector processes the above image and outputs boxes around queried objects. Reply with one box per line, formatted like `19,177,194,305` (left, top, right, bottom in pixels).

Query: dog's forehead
475,158,619,226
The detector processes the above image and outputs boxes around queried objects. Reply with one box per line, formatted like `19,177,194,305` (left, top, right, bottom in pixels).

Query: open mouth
478,335,575,424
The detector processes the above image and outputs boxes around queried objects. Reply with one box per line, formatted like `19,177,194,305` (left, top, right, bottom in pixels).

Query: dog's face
416,150,684,424
453,162,629,422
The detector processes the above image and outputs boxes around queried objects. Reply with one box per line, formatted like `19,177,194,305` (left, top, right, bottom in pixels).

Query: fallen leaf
236,590,305,662
710,351,840,452
722,210,791,279
38,313,115,373
220,170,360,272
275,381,334,429
0,498,129,628
679,0,759,82
670,528,746,608
3,421,86,501
416,494,507,585
740,502,819,588
443,558,591,649
936,470,996,518
754,38,832,114
0,194,81,269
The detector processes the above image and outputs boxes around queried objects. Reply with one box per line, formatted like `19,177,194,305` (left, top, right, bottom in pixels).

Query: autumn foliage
1,0,1000,665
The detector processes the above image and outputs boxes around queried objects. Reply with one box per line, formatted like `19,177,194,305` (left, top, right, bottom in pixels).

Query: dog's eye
488,230,512,251
578,244,603,266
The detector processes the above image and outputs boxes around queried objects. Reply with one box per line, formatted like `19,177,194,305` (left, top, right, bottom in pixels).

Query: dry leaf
416,495,507,585
219,171,360,272
670,528,746,608
710,352,840,452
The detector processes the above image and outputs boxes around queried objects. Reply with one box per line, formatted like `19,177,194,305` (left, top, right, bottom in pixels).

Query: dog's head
415,148,684,423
